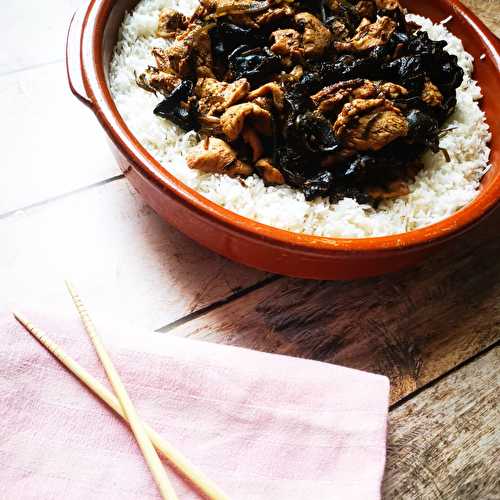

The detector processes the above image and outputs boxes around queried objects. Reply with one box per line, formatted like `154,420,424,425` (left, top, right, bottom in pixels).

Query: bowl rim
76,0,500,255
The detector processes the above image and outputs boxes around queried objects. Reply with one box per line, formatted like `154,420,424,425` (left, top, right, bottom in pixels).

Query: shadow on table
179,207,500,404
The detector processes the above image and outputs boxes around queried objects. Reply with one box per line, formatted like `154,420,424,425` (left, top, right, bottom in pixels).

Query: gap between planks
160,210,500,406
384,346,499,499
0,58,63,78
389,339,500,412
156,275,281,334
0,174,125,221
4,157,495,408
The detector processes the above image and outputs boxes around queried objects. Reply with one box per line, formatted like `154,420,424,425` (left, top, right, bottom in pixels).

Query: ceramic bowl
66,0,500,279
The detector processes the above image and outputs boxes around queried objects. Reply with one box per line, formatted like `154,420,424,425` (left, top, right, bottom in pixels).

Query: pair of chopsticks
14,281,229,500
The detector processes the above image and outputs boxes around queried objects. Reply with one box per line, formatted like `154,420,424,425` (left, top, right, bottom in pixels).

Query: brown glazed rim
76,0,500,256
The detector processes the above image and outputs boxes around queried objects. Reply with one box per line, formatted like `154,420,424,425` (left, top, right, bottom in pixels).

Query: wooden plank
384,347,500,499
0,62,121,215
0,0,82,75
461,0,500,36
168,209,500,404
0,178,267,333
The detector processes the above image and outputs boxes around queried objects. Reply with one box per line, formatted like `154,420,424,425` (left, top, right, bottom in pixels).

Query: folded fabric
0,307,389,499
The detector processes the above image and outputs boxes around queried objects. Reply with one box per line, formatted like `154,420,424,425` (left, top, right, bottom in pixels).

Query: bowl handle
66,6,93,109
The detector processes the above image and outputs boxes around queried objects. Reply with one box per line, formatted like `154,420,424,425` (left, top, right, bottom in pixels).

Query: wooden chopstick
64,281,178,500
13,311,229,500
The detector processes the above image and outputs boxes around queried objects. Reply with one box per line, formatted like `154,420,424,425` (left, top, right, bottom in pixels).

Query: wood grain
0,179,266,333
168,210,500,404
0,0,82,75
461,0,500,36
0,62,120,215
384,347,500,499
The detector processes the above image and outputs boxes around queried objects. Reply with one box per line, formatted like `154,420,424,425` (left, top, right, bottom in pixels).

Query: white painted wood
0,179,266,332
0,62,120,214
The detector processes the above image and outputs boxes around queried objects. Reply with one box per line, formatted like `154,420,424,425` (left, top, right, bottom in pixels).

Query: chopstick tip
12,310,23,323
12,311,31,331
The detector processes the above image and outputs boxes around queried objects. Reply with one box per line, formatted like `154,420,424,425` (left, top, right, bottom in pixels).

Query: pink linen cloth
0,307,389,499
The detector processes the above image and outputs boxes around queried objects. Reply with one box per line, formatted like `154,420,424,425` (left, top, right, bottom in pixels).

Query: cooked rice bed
109,0,491,238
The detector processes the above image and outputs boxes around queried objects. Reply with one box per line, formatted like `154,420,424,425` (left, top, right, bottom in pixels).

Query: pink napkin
0,308,389,499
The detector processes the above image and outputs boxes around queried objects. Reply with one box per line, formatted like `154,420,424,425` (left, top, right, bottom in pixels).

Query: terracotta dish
66,0,500,280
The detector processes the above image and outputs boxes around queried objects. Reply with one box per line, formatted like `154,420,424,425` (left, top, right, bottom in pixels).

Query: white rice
109,1,491,238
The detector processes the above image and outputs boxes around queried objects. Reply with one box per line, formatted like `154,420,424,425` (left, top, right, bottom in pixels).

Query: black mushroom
137,0,464,204
153,80,198,130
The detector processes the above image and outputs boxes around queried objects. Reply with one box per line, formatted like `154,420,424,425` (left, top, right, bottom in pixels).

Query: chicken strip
136,67,182,95
186,137,253,176
270,29,302,63
255,158,285,185
153,24,215,78
333,98,409,151
157,8,188,38
195,77,250,116
294,12,333,58
421,80,444,107
334,17,396,53
311,79,378,114
248,82,284,111
220,103,272,141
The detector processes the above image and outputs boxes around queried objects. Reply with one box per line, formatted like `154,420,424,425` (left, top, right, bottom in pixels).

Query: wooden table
1,1,498,497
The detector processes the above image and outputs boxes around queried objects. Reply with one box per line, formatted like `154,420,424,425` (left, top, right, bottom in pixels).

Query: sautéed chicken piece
137,0,463,204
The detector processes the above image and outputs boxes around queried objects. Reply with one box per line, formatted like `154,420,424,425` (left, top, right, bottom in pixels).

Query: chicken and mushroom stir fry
137,0,463,204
